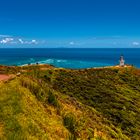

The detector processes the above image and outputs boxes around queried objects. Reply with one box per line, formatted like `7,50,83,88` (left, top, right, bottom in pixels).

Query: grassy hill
0,65,140,140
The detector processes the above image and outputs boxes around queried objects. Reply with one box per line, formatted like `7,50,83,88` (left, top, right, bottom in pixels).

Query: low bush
48,90,60,108
63,113,76,135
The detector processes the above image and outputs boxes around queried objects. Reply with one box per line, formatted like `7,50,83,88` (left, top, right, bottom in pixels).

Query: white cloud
69,41,74,45
0,38,14,44
24,39,38,45
0,37,39,46
18,39,38,45
18,39,24,44
31,39,38,44
132,42,140,46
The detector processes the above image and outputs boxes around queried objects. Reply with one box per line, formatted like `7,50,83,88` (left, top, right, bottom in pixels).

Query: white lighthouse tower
119,55,125,67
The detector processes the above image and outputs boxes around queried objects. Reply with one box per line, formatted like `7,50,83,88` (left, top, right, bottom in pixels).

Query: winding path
0,75,12,81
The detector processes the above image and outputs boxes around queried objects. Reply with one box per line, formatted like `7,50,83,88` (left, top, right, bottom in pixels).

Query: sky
0,0,140,48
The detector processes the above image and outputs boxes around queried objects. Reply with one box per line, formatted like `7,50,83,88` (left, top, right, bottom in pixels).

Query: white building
119,55,125,67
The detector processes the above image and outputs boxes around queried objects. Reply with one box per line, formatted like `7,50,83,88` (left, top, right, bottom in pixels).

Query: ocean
0,48,140,69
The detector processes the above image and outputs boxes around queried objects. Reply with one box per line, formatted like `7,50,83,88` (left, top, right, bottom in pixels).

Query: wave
19,58,111,69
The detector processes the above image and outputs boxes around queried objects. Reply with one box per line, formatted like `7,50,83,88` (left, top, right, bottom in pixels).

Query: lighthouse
119,55,125,67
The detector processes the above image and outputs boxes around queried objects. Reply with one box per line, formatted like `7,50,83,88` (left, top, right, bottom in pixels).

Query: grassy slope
50,67,140,140
0,78,69,140
0,65,140,140
1,76,124,140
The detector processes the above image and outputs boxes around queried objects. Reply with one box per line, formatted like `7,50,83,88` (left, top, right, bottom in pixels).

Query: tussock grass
48,90,60,109
52,67,140,139
0,79,69,140
0,65,139,140
63,113,76,133
20,77,48,102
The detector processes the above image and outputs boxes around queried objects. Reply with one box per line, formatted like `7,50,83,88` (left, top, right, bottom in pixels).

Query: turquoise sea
0,48,140,69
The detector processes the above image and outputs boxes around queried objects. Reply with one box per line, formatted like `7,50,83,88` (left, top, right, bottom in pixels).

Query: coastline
0,48,139,68
0,63,134,72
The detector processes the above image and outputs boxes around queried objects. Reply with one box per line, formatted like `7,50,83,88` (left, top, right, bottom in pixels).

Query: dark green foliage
48,90,60,108
52,67,140,139
44,74,51,82
63,113,76,134
2,65,140,139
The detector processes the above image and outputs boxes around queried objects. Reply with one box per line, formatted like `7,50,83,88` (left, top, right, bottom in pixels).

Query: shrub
48,90,60,108
63,113,76,134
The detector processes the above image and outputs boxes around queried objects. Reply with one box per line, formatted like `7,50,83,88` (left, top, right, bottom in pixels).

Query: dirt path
0,75,12,81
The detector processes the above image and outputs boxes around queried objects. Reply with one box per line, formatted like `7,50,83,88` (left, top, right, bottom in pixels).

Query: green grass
47,90,60,108
51,67,140,139
0,78,69,140
63,113,76,134
0,65,140,139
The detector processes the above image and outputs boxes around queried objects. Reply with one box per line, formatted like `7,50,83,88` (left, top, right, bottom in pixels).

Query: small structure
119,55,125,67
16,72,21,77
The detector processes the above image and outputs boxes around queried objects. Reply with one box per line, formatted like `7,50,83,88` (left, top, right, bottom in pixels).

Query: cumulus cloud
0,37,39,46
0,38,14,44
132,42,140,46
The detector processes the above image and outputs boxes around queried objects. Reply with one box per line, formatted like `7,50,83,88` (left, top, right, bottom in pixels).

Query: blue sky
0,0,140,48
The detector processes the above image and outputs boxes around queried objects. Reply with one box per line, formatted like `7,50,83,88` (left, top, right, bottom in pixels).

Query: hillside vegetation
0,65,140,140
